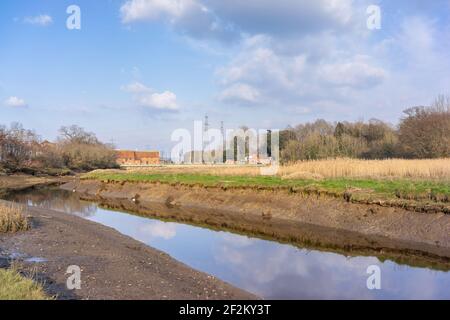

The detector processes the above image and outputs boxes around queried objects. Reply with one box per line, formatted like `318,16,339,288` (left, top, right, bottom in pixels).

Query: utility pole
203,114,209,164
220,121,225,163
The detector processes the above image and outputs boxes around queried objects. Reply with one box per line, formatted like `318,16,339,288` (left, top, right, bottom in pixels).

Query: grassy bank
0,269,49,300
0,202,48,300
82,168,450,206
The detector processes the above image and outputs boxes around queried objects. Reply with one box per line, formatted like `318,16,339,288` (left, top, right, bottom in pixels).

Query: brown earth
62,179,450,269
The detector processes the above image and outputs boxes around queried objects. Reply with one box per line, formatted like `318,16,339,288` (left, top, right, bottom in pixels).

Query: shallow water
5,189,450,299
24,257,47,263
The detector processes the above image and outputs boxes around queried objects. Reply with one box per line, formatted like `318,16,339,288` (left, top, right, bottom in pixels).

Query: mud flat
0,174,69,196
62,179,450,269
0,202,256,300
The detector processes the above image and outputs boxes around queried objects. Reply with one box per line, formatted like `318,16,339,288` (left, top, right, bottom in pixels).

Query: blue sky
1,0,450,152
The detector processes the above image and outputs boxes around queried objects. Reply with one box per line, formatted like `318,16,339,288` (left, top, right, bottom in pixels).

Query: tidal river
5,188,450,300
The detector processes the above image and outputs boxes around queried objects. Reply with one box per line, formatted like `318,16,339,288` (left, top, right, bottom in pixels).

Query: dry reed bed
279,158,450,180
126,158,450,181
0,201,29,233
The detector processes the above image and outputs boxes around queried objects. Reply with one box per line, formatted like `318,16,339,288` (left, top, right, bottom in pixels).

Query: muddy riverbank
63,179,450,266
0,202,256,300
0,174,69,196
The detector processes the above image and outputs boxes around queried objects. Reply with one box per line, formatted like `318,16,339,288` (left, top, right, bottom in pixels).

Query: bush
398,96,450,158
59,142,118,170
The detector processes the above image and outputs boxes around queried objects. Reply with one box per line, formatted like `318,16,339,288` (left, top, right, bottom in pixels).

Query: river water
5,188,450,300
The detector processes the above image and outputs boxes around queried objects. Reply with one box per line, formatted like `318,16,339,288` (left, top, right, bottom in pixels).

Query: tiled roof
116,150,160,160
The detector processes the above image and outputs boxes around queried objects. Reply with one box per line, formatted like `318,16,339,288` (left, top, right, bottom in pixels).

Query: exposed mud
63,179,450,269
0,174,70,197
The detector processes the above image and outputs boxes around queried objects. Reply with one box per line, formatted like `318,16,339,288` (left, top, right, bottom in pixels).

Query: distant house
41,140,56,149
31,140,57,157
116,150,160,166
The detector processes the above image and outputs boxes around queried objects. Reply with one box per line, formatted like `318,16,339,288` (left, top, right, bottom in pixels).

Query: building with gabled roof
116,150,160,166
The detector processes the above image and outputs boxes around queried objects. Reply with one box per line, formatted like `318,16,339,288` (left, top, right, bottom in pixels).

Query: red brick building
116,150,160,166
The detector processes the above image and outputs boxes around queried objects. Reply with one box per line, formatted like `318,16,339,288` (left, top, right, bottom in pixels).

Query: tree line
1,95,449,173
280,96,450,162
0,124,117,175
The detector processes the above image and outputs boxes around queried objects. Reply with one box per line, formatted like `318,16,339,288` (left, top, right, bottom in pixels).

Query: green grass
0,202,46,300
0,269,50,300
82,171,450,203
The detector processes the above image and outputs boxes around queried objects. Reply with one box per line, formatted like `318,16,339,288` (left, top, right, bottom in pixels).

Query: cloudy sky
1,0,450,152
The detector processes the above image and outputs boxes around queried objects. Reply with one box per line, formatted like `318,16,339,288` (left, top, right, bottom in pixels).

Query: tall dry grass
126,158,450,180
279,158,450,180
0,201,29,233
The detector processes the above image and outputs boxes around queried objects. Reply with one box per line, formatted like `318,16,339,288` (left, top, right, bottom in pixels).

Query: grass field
0,268,49,300
83,161,450,205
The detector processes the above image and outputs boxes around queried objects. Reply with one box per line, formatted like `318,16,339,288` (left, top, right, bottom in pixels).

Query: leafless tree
398,96,450,158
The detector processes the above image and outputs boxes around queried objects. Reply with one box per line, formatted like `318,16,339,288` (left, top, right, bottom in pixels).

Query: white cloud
318,56,387,89
120,0,234,41
203,0,357,36
218,83,261,104
120,0,359,40
119,1,450,121
120,0,189,23
119,1,387,111
24,14,53,26
396,16,439,66
122,82,179,110
215,33,387,108
138,90,179,110
4,96,28,108
121,81,153,93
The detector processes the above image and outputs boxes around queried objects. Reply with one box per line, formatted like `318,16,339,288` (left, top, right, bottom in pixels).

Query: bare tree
0,123,39,168
58,125,99,145
398,96,450,158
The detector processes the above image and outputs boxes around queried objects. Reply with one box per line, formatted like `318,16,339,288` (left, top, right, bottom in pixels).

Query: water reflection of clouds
11,191,97,217
138,221,177,240
377,262,449,300
219,233,256,247
213,234,450,299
